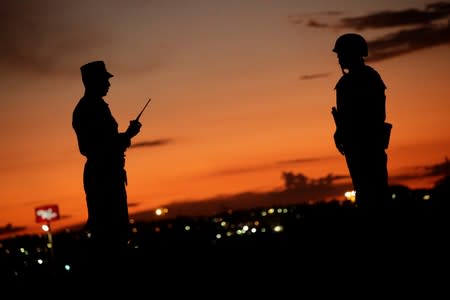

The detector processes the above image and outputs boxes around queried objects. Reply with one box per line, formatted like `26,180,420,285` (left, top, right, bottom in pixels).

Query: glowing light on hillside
155,208,169,216
273,225,283,232
344,190,356,202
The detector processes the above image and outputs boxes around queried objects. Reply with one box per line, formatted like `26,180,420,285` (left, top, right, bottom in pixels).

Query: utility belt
338,123,392,149
85,157,127,185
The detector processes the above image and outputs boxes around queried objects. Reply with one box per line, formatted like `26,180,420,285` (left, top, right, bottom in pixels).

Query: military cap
80,60,113,79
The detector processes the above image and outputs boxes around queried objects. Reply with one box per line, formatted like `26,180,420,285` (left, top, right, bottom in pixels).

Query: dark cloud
288,11,342,25
207,164,274,177
130,138,173,149
366,23,450,62
206,156,329,178
276,157,328,165
0,1,107,75
0,0,164,76
307,20,329,28
0,223,26,236
136,172,353,220
423,157,450,176
299,72,330,80
388,157,450,184
297,1,450,62
340,6,449,30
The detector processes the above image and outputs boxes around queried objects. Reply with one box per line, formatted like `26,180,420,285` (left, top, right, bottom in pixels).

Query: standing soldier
331,33,392,209
72,61,142,254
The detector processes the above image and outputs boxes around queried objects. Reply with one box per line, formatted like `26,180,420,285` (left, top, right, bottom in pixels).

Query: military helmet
332,33,368,57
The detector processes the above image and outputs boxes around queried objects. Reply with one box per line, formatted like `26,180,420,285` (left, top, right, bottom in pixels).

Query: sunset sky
1,0,449,237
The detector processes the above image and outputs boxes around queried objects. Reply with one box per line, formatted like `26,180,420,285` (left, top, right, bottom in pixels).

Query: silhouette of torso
335,65,386,146
335,64,388,207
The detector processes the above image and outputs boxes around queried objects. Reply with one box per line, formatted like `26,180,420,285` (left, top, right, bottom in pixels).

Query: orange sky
1,0,449,237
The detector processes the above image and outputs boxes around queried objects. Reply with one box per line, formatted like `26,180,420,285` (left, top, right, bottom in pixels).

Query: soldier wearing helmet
331,33,391,209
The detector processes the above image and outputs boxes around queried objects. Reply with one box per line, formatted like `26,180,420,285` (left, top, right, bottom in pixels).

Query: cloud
276,157,330,165
366,23,450,62
339,4,450,30
0,223,26,236
205,156,330,178
130,138,173,149
134,172,354,220
299,72,330,80
423,157,450,177
207,164,274,177
294,1,450,62
389,157,450,183
288,11,342,25
0,0,165,76
307,20,329,28
0,1,107,75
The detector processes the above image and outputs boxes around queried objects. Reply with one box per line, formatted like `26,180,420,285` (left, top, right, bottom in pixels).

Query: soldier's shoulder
334,73,348,90
363,65,381,76
73,97,93,117
363,65,386,89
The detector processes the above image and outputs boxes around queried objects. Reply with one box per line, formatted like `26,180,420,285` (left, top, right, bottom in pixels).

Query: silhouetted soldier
331,33,392,209
72,61,141,259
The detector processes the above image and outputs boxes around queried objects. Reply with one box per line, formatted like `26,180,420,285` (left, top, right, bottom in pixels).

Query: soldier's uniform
72,61,132,248
335,65,389,208
332,33,391,208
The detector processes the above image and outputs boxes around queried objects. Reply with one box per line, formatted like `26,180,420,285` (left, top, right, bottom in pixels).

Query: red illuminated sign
35,204,60,223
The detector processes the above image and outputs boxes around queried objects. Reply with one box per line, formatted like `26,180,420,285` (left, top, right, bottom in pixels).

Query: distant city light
423,194,431,201
155,208,169,216
344,190,356,202
273,225,283,233
41,224,50,232
64,264,71,271
37,259,43,264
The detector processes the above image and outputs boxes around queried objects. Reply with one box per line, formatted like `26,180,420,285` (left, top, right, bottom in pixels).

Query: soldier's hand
126,120,142,138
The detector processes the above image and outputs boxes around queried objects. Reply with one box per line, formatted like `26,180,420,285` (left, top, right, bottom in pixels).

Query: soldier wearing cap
72,61,141,252
331,33,391,209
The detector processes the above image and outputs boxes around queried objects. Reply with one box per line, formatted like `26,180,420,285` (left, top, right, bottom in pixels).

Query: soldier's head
333,33,367,70
80,61,114,96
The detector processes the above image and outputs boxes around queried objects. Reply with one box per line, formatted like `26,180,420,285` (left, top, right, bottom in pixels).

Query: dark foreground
2,201,448,294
